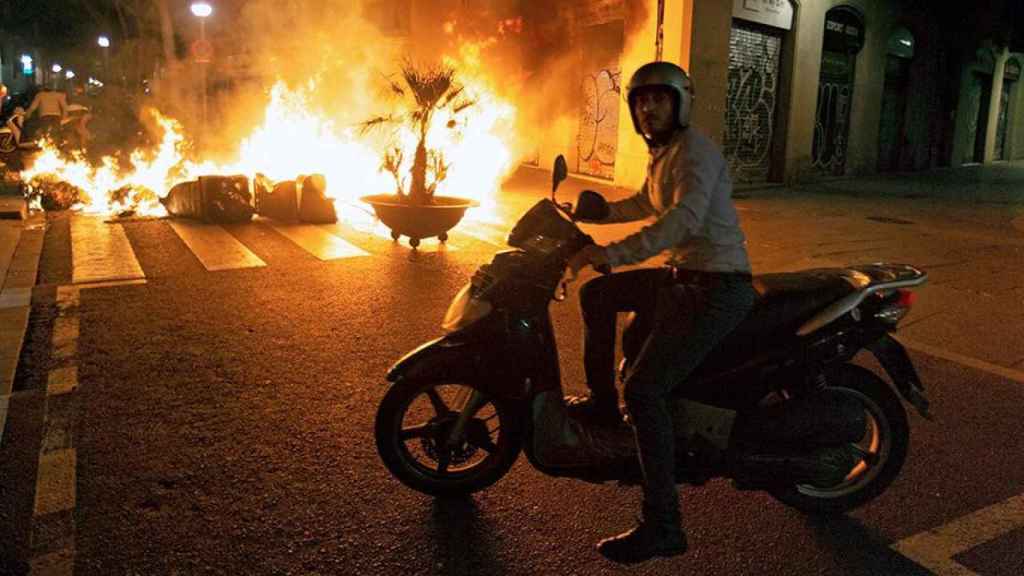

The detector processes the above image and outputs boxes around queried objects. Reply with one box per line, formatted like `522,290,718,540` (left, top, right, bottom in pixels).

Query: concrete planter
360,194,476,248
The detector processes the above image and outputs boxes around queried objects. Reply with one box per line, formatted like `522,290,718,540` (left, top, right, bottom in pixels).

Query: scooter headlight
442,283,493,333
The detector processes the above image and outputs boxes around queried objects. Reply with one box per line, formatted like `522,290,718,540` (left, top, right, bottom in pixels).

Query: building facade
527,0,1024,190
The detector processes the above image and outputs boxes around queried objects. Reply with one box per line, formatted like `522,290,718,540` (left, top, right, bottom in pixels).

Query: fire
19,54,519,226
20,111,191,216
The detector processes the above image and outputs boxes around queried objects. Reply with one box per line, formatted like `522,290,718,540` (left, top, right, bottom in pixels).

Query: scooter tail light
875,289,915,324
897,289,916,308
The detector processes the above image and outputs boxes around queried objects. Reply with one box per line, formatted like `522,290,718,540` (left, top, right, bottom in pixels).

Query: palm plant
361,62,476,205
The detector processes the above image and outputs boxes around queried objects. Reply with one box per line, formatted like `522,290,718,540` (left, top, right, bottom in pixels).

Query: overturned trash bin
254,173,336,224
296,174,336,224
162,175,255,224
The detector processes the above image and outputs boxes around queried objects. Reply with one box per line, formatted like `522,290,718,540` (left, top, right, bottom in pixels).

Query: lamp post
97,36,111,83
191,2,213,147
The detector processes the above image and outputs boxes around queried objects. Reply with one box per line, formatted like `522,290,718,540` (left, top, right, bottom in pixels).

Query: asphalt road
2,167,1024,575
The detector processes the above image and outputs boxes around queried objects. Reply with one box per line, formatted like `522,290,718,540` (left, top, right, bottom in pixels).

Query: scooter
375,155,930,515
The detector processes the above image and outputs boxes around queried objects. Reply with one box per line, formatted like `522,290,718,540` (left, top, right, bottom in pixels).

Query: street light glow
66,70,76,79
52,64,62,73
98,36,111,48
191,2,213,17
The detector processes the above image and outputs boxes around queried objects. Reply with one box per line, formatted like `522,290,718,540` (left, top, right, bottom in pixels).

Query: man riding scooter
566,61,757,564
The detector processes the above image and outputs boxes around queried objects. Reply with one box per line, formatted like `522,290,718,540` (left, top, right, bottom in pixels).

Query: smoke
146,0,653,175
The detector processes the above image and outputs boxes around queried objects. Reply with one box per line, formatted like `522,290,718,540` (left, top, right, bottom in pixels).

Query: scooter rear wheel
769,364,910,514
375,379,522,496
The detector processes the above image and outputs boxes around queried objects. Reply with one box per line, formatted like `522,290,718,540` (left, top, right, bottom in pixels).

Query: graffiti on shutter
577,67,621,179
724,23,782,184
812,51,854,175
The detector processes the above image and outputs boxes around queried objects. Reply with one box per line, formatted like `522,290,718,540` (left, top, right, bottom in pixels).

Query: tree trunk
156,0,177,67
410,139,428,205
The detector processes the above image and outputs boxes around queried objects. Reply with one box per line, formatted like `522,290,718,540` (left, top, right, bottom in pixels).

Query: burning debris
11,1,543,229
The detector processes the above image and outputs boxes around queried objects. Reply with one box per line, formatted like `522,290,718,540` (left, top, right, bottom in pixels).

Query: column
983,45,1010,163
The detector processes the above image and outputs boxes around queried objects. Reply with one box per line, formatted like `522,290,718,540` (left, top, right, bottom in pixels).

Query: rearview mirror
552,155,568,196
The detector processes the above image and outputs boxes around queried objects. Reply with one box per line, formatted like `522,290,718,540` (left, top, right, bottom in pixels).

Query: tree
361,63,476,205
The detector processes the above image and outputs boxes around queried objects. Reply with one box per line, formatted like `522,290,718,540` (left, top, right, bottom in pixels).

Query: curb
0,196,28,221
0,212,45,447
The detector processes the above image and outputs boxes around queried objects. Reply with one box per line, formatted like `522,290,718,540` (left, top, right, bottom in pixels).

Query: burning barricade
253,173,337,224
161,172,337,225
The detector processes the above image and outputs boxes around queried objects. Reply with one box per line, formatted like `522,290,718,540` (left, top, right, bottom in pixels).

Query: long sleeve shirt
25,91,67,120
601,127,751,274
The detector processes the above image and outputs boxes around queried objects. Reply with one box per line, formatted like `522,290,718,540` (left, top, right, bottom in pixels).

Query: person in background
25,84,68,141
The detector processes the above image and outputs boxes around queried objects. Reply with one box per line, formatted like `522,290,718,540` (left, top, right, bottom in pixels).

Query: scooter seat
735,268,862,339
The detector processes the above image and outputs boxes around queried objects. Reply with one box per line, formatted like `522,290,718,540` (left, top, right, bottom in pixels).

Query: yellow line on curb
29,548,74,576
33,448,76,516
46,367,78,396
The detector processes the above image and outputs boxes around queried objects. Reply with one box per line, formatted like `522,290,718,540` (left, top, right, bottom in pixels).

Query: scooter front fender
386,336,485,383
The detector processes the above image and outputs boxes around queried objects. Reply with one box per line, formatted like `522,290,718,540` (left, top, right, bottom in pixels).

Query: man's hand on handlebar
567,244,611,282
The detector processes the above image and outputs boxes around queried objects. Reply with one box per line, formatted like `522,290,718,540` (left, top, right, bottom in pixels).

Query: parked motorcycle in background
375,155,931,517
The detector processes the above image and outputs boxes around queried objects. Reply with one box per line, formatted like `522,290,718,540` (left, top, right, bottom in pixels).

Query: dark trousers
579,267,757,526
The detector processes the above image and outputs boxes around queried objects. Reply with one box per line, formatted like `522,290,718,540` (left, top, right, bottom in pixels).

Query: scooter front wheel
375,379,523,497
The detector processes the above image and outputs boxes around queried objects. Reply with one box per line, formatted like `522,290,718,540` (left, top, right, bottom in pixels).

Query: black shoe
596,521,688,564
564,395,623,427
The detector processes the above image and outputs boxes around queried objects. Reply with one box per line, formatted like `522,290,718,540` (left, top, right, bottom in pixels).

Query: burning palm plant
361,62,476,205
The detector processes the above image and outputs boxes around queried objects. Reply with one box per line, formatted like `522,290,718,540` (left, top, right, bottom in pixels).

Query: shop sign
733,0,793,30
823,7,865,54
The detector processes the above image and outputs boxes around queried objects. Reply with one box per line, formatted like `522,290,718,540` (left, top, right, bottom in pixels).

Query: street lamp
191,2,213,147
65,70,75,80
98,36,111,83
52,64,62,73
190,2,213,18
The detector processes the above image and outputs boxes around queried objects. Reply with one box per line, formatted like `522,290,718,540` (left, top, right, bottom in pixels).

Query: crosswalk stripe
71,215,145,285
168,219,266,271
266,221,370,260
319,221,460,253
453,220,508,247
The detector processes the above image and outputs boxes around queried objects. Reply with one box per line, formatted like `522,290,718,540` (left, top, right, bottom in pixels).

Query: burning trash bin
161,175,255,224
254,173,336,224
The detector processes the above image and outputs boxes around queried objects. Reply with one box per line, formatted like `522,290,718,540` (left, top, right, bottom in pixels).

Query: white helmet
626,61,693,134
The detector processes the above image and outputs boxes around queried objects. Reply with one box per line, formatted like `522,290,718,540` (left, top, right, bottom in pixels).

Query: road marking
267,221,370,260
75,278,147,290
46,367,77,396
168,219,266,271
321,221,462,253
33,448,76,516
71,215,145,285
456,220,508,247
29,549,73,576
0,394,8,447
901,338,1024,385
28,286,81,573
51,316,79,363
892,493,1024,575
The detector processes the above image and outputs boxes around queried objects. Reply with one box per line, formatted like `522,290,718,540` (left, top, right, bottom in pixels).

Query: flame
19,51,519,226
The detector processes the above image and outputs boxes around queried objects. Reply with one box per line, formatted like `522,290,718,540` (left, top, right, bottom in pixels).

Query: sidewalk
0,212,45,447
